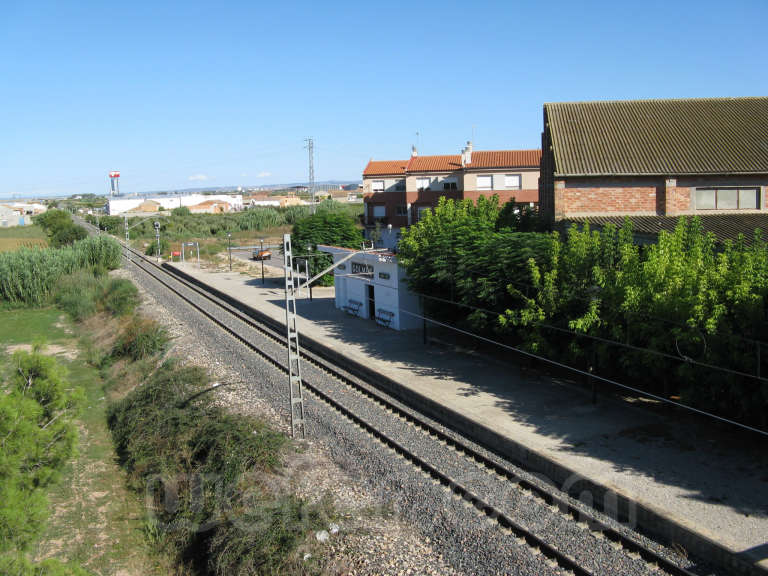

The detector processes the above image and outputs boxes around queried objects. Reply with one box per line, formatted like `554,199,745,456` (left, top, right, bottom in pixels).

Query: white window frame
504,174,522,190
477,175,493,190
696,187,760,210
371,180,385,193
416,177,431,191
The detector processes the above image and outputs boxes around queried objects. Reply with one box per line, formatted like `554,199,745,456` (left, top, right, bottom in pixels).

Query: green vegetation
108,361,332,575
87,200,362,259
112,317,169,361
0,347,84,574
0,225,48,252
0,236,122,306
398,196,552,331
291,209,363,286
36,209,89,248
400,196,768,428
54,272,139,322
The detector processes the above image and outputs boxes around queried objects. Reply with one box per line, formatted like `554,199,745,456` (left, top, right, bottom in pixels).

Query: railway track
110,235,707,576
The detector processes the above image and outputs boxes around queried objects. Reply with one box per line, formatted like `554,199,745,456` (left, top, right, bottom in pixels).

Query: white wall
108,194,243,215
326,249,420,330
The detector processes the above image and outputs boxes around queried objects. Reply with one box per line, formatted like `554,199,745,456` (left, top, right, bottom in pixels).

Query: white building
107,194,243,215
318,245,421,331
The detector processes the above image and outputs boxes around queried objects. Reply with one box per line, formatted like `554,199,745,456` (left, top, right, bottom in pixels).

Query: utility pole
260,238,265,285
154,221,160,263
306,243,313,301
304,137,315,213
227,232,232,272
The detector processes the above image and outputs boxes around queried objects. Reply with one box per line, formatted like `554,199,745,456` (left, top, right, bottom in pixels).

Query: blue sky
1,0,766,198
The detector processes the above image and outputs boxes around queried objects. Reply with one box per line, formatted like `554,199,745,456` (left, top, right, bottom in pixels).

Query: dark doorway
367,284,375,321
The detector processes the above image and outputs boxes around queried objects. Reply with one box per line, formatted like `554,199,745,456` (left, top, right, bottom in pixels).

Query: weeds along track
119,238,705,576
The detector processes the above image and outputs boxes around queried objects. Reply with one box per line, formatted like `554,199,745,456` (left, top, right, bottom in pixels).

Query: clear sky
1,0,767,198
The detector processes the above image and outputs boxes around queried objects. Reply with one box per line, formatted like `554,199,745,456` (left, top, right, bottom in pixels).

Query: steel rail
120,243,700,576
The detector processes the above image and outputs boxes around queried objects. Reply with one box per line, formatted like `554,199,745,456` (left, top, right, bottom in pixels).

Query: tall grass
0,236,122,306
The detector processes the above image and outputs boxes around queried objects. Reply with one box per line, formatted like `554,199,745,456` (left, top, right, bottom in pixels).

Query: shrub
113,317,169,360
107,362,327,574
171,206,190,217
54,270,102,321
145,238,170,257
50,224,88,248
101,278,140,316
291,211,362,286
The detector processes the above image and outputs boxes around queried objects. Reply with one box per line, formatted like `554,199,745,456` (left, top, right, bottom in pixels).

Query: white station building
318,245,421,331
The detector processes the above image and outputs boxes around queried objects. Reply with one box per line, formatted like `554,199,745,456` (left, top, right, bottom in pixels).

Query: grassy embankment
1,230,336,575
0,308,159,575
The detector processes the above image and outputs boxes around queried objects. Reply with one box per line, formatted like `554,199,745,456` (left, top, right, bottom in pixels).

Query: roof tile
546,97,768,176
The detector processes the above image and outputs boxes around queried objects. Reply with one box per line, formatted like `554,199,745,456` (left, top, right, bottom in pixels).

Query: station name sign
351,262,374,275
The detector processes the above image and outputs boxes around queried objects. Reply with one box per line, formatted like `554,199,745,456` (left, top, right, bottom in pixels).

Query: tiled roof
545,97,768,176
363,160,408,176
407,154,463,172
563,213,768,244
466,149,541,169
363,149,542,176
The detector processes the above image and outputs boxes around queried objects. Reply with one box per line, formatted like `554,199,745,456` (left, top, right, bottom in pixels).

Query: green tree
0,349,83,557
290,211,361,286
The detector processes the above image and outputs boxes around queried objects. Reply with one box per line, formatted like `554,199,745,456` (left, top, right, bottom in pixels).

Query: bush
101,278,140,316
54,270,103,321
50,224,88,248
145,238,170,257
171,206,190,217
113,317,169,360
107,362,327,573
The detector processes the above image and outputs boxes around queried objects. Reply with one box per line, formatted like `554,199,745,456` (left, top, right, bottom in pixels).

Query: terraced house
539,97,768,241
363,143,541,248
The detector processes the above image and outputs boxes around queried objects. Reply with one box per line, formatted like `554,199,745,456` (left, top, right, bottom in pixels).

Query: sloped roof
363,160,408,176
407,154,463,172
363,149,541,176
466,149,541,169
545,97,768,176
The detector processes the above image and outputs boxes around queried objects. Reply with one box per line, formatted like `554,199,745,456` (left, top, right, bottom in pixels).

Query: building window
416,205,431,220
696,188,759,210
395,205,408,216
395,180,405,191
378,272,390,280
443,181,458,190
416,177,431,191
477,175,493,190
504,174,521,189
372,205,386,218
337,263,346,270
372,180,385,193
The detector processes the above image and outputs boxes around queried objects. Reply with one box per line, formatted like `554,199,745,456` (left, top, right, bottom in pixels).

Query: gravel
122,255,716,576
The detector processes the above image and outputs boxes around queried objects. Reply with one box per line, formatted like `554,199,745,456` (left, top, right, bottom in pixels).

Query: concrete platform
169,260,768,574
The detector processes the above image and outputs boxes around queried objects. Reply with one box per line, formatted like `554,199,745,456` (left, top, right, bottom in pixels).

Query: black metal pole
306,244,313,301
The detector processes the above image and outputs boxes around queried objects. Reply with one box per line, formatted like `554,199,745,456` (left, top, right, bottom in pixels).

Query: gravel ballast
122,255,715,576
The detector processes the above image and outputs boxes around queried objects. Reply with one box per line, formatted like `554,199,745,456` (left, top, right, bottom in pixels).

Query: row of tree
398,197,768,428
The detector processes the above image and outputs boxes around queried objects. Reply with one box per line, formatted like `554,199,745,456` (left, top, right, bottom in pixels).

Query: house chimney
411,145,418,157
461,140,473,166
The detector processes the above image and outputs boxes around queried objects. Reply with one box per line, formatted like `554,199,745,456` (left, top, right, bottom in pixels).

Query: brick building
539,97,768,225
363,143,541,249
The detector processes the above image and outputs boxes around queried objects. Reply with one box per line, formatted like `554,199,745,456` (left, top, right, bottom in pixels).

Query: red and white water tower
109,171,120,196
